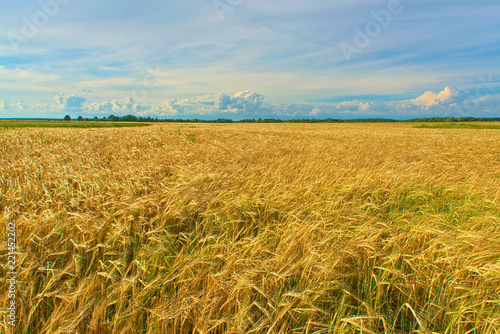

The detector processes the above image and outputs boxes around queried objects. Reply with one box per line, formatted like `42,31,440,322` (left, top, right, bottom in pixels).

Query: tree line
63,114,500,123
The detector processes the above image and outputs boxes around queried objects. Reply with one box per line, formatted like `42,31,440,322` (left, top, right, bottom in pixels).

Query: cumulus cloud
85,101,115,114
149,99,182,116
392,86,488,118
214,93,232,110
410,87,462,108
110,97,144,113
0,100,31,112
0,99,59,118
231,91,264,112
304,86,499,119
273,103,317,118
142,91,267,116
3,86,500,119
307,101,386,118
55,91,265,119
213,91,264,113
86,97,144,114
54,94,87,112
84,97,181,117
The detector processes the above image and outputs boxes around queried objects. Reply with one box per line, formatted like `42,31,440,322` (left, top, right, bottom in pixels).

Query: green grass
414,123,500,129
0,120,152,129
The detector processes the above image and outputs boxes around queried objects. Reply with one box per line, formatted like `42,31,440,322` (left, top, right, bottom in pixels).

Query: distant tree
93,116,99,121
77,115,83,121
63,115,71,121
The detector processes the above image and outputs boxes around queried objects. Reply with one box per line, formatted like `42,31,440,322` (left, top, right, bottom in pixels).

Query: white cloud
3,86,499,119
150,91,266,116
110,97,142,113
85,101,114,114
304,86,499,119
0,99,58,118
233,90,265,112
214,93,232,111
309,101,386,118
410,86,462,107
83,97,181,117
213,90,264,113
0,101,31,112
54,94,87,112
149,99,182,116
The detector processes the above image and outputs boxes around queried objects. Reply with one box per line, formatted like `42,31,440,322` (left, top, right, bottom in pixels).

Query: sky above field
1,0,500,120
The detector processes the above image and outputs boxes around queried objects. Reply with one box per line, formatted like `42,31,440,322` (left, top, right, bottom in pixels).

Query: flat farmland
1,123,499,333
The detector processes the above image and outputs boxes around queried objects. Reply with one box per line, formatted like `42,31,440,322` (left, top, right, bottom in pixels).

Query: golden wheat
1,123,499,333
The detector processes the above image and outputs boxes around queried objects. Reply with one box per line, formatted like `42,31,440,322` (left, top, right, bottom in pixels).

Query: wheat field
1,123,499,333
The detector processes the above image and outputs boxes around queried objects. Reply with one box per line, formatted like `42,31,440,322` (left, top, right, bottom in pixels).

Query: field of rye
1,122,499,333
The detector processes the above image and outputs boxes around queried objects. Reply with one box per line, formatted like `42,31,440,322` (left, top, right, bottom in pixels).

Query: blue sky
1,0,499,119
